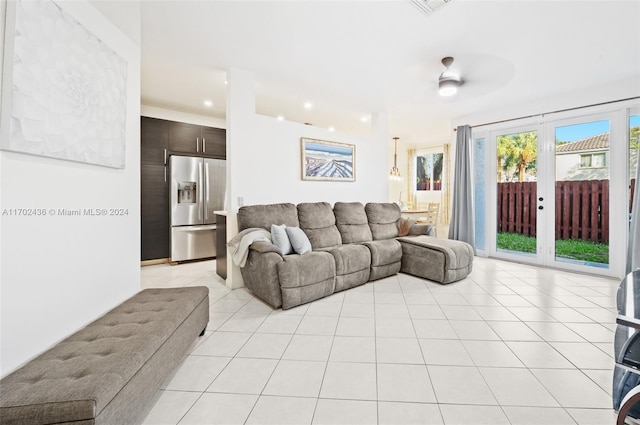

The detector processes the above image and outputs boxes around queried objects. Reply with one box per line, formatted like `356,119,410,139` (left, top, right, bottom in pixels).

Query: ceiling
140,0,640,143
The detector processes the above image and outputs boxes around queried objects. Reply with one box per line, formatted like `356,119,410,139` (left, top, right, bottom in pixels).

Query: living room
1,0,639,424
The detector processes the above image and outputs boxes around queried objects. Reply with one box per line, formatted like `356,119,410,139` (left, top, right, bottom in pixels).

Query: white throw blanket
227,228,272,267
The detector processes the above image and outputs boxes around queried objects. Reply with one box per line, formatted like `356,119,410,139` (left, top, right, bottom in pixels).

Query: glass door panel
554,120,610,268
495,130,538,259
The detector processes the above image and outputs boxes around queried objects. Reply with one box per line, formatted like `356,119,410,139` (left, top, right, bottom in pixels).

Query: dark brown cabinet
141,117,169,165
168,121,202,154
141,117,170,261
216,214,227,279
168,121,226,158
201,126,226,157
141,164,169,260
141,116,226,261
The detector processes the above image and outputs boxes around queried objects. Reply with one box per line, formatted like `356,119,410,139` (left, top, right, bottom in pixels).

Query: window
579,153,606,168
416,151,443,191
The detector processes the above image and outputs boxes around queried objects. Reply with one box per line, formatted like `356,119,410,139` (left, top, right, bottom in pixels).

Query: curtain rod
453,96,640,131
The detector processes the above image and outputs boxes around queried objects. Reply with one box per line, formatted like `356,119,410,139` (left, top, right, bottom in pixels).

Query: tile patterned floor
140,257,619,425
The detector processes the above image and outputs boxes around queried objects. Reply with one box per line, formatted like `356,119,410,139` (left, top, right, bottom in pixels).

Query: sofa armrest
408,223,435,237
250,241,284,256
241,249,285,308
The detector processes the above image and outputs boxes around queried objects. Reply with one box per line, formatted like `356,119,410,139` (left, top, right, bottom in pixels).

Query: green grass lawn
496,232,609,264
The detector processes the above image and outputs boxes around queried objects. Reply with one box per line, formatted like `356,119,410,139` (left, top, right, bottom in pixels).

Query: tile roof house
556,132,638,181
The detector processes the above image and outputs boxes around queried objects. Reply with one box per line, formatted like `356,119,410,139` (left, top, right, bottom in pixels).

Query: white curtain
448,125,475,247
628,160,640,273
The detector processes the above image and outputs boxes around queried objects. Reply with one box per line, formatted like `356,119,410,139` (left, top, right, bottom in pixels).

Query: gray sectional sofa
237,201,474,310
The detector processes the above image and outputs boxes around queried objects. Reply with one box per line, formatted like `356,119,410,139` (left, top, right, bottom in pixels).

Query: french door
477,109,629,278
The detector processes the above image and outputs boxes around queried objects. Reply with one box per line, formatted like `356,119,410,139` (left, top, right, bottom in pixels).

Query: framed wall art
301,137,355,182
0,0,128,168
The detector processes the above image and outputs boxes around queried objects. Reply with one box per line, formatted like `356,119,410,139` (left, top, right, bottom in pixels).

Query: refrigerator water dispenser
177,182,196,204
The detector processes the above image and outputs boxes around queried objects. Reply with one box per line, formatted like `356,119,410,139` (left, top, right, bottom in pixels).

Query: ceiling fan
438,57,463,96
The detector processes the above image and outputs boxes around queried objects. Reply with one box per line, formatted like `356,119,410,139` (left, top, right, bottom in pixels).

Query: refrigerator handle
204,162,210,220
198,161,203,221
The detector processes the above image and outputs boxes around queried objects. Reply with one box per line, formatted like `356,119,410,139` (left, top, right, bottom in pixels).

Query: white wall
226,71,387,209
232,115,387,206
0,1,141,376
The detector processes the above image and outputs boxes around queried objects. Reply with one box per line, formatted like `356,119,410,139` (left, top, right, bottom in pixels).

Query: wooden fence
496,179,635,244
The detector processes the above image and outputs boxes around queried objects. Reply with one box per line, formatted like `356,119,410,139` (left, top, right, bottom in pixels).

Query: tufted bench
0,286,209,425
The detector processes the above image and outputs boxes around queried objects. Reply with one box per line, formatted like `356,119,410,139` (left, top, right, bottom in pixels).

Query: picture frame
301,137,355,182
0,0,129,168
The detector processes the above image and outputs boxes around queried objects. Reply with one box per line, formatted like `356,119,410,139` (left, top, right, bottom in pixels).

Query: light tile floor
140,257,619,425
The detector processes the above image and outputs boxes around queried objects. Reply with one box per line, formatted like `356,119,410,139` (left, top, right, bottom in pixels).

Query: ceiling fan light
439,79,459,96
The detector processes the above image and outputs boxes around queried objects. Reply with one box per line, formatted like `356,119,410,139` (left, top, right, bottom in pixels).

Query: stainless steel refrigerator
170,155,226,262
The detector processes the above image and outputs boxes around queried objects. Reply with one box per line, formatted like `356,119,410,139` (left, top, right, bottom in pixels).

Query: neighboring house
556,133,610,181
556,132,639,181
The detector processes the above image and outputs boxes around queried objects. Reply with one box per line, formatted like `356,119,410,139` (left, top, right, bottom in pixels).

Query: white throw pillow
271,224,293,255
285,226,312,255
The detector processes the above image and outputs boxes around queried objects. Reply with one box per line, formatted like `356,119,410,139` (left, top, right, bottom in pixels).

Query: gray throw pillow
271,224,293,255
285,226,312,255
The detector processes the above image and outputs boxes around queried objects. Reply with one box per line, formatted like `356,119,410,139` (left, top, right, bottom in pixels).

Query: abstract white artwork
1,0,128,168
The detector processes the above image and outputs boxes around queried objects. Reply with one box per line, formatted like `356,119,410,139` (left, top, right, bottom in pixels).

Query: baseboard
141,258,170,267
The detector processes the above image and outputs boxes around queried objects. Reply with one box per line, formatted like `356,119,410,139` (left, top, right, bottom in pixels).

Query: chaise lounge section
237,201,474,310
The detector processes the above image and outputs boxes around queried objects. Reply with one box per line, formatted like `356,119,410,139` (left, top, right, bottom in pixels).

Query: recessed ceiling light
303,102,313,110
224,80,228,85
329,126,335,132
360,116,369,123
277,115,284,121
203,100,213,107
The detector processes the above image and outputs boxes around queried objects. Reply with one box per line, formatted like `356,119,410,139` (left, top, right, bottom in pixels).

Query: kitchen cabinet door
216,214,227,279
168,121,202,154
141,117,169,165
141,164,170,260
201,127,226,158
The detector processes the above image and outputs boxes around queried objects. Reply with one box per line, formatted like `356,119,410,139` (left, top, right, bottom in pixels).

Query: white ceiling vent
410,0,452,16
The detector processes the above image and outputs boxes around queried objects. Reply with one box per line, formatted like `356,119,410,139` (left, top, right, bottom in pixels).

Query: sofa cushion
277,252,336,309
285,226,312,255
333,202,373,244
297,202,342,249
238,203,299,231
365,203,401,240
362,239,402,267
324,244,371,292
361,239,402,281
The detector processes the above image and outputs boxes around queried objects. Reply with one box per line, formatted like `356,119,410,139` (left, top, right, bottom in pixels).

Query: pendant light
389,137,402,181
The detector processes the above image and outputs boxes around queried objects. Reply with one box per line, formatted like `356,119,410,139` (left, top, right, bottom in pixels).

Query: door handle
204,163,210,220
198,162,203,220
203,138,206,153
196,137,200,153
